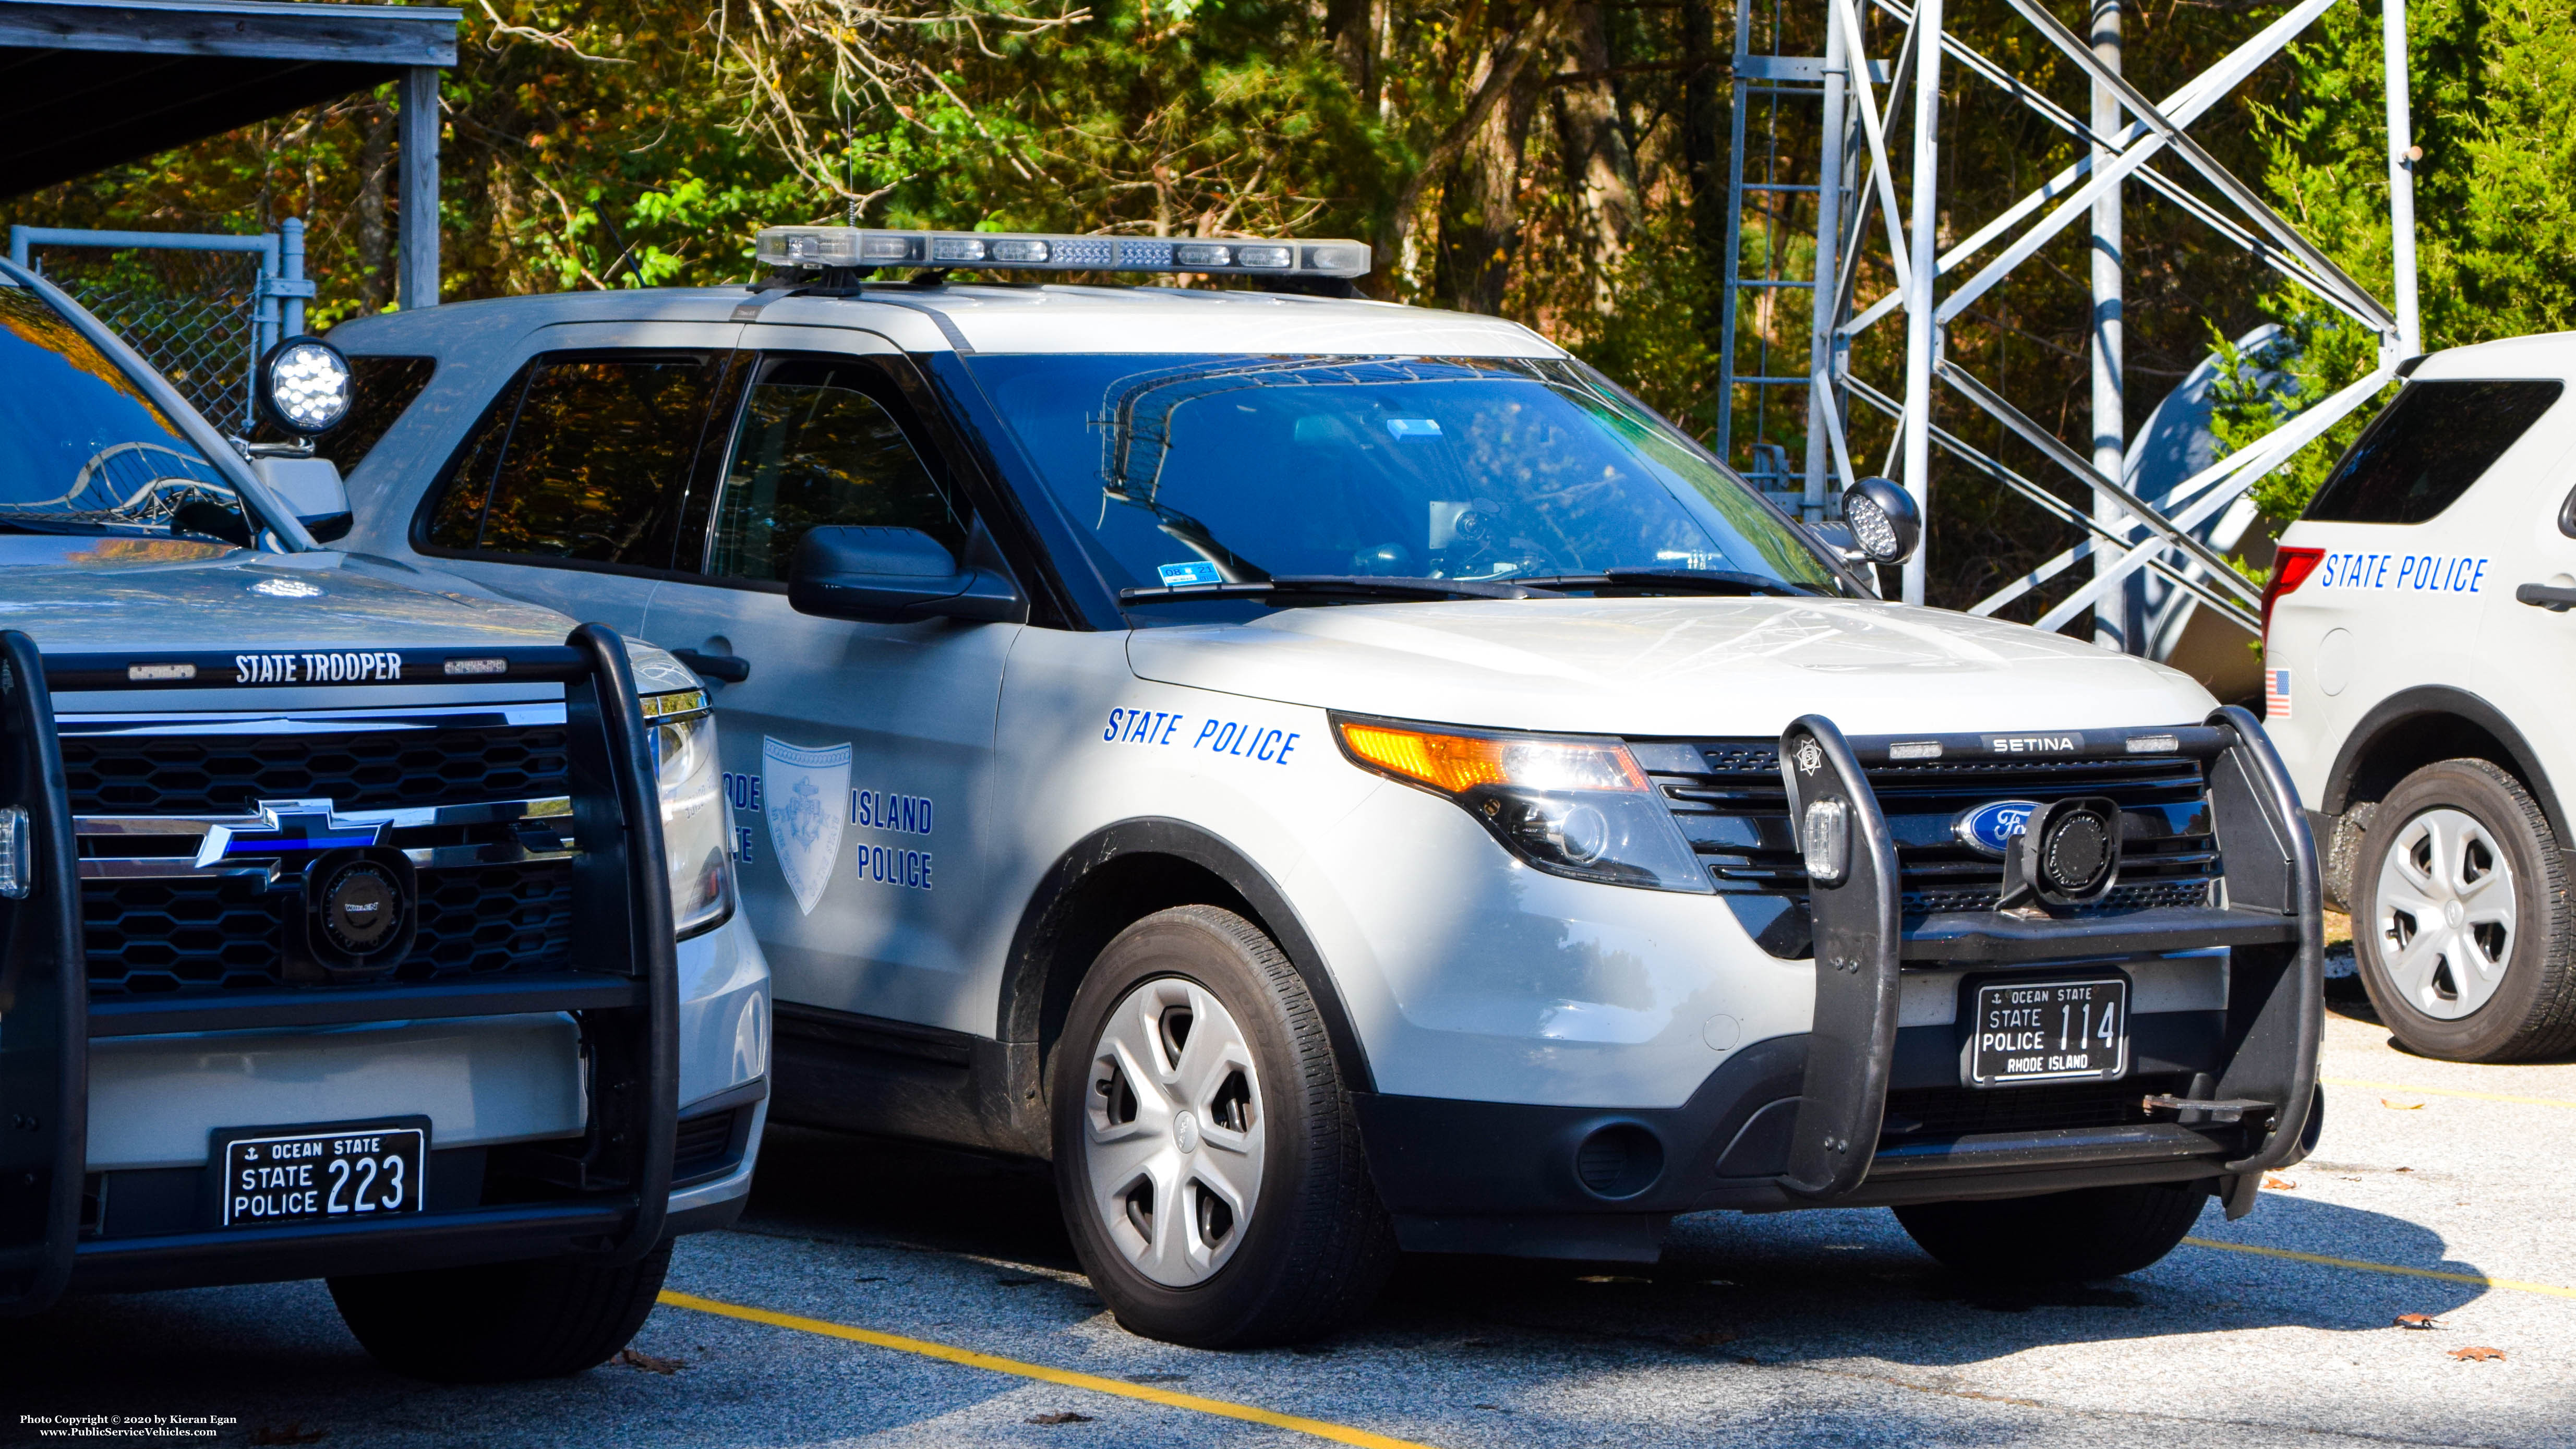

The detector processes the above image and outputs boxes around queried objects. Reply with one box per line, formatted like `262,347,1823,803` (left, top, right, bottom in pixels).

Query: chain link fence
27,245,264,429
7,223,311,434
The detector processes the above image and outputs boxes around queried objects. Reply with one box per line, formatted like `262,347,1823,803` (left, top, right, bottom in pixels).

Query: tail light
2260,547,2325,641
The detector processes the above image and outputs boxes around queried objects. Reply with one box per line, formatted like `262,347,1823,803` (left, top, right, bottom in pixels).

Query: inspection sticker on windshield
1384,418,1442,439
1157,561,1221,587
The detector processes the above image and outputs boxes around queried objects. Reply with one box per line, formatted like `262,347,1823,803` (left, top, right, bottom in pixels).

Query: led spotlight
256,336,354,436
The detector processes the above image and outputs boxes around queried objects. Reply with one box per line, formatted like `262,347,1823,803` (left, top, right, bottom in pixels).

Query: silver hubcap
2375,806,2517,1020
1082,976,1265,1287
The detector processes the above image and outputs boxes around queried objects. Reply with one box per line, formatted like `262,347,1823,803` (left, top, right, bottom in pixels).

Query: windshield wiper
1118,574,1540,606
1516,569,1826,599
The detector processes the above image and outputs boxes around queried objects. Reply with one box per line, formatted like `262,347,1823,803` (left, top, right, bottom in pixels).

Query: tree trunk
1326,0,1375,110
1434,45,1544,315
1373,0,1575,293
1677,0,1729,374
355,100,395,313
1550,1,1640,305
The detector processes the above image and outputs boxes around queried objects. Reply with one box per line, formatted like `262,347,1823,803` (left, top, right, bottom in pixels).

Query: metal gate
6,219,315,431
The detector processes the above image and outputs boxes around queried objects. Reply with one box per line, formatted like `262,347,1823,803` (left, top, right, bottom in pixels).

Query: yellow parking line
657,1289,1444,1448
2320,1075,2576,1110
2182,1238,2576,1300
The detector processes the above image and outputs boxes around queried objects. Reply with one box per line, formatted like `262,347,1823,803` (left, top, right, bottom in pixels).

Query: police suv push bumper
1355,706,2322,1260
0,626,680,1314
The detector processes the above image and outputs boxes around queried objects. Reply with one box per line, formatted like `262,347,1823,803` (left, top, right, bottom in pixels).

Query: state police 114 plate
1967,977,2128,1087
219,1122,427,1227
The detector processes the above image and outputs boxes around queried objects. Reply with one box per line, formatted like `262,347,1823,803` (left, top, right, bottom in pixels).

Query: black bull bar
1776,705,2323,1209
0,625,680,1315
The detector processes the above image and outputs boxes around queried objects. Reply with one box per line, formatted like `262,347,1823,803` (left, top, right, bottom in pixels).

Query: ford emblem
1954,799,2040,858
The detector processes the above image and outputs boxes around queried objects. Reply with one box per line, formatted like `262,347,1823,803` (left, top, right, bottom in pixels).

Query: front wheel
1051,905,1395,1347
1893,1180,2209,1282
328,1244,670,1382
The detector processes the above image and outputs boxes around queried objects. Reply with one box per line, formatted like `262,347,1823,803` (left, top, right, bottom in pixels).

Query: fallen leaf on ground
1028,1412,1094,1425
2394,1313,2440,1330
617,1348,685,1374
248,1428,326,1447
2381,1099,2426,1110
2395,1166,2414,1173
1682,1330,1741,1346
2265,1175,2296,1189
2450,1346,2506,1362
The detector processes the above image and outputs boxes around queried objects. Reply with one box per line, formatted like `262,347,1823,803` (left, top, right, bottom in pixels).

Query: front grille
63,726,570,815
1881,1074,2196,1142
1634,736,2221,958
83,862,576,996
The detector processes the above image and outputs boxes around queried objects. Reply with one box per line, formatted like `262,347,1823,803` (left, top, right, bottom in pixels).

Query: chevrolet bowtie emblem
193,800,388,868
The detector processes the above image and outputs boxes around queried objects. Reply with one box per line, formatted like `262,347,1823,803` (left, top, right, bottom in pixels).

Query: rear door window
701,356,970,582
2304,379,2565,525
420,351,733,570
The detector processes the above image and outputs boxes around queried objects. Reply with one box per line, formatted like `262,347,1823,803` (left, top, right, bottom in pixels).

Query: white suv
2265,337,2576,1060
323,228,2324,1347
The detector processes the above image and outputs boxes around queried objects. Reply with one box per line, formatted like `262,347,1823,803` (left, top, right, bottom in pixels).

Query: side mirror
789,525,1026,624
1839,476,1922,566
251,455,352,542
256,336,356,437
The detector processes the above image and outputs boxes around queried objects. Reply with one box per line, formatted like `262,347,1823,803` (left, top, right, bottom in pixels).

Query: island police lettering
234,650,405,684
852,789,933,835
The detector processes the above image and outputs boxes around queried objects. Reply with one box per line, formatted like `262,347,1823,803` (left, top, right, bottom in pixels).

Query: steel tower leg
2090,0,2134,651
1899,0,1943,607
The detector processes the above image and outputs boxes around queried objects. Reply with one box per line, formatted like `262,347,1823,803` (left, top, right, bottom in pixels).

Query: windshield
958,353,1842,616
0,283,237,532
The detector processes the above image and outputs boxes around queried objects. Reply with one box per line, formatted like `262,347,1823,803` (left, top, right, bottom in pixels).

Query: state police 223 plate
214,1118,429,1227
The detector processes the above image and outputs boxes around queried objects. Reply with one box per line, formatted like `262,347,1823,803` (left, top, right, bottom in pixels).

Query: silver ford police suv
0,261,769,1381
326,228,2324,1349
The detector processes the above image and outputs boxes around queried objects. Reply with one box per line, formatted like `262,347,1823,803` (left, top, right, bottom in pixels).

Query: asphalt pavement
8,989,2570,1448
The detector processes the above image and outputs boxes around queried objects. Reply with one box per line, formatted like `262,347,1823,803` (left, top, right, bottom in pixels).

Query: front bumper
1356,707,2324,1260
0,629,695,1312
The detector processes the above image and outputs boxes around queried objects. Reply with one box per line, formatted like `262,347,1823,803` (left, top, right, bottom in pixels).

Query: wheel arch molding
996,818,1376,1103
2325,686,2570,844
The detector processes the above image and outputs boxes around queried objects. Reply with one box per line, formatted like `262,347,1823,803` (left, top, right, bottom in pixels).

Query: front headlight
1331,713,1712,892
647,690,735,937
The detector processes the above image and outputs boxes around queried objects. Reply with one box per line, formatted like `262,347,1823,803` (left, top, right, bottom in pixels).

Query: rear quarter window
2303,378,2564,525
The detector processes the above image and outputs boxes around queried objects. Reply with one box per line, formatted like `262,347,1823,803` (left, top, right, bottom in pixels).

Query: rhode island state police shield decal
762,736,851,916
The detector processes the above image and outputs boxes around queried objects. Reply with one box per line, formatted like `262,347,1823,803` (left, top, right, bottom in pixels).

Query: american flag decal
2265,668,2292,721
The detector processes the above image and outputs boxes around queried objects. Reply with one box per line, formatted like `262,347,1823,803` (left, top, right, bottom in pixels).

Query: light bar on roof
753,227,1372,279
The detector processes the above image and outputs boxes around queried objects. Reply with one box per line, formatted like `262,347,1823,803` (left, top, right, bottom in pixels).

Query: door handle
669,647,752,683
2515,583,2576,613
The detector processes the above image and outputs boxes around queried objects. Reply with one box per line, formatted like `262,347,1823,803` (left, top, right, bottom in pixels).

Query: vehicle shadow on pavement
2326,975,2576,1064
1365,1191,2489,1370
744,1125,2491,1366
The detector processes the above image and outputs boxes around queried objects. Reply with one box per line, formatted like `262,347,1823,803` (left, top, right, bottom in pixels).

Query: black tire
1893,1180,2210,1283
1050,905,1395,1348
328,1244,671,1382
2351,759,2576,1062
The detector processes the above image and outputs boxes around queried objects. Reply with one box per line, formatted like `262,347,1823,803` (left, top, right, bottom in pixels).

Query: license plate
1966,977,2129,1087
218,1121,428,1227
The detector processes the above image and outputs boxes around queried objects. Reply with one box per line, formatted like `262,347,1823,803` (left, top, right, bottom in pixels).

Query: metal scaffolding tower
1716,0,2421,648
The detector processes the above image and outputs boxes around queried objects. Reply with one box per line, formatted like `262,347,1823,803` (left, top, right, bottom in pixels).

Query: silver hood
1126,595,2220,738
0,539,570,654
